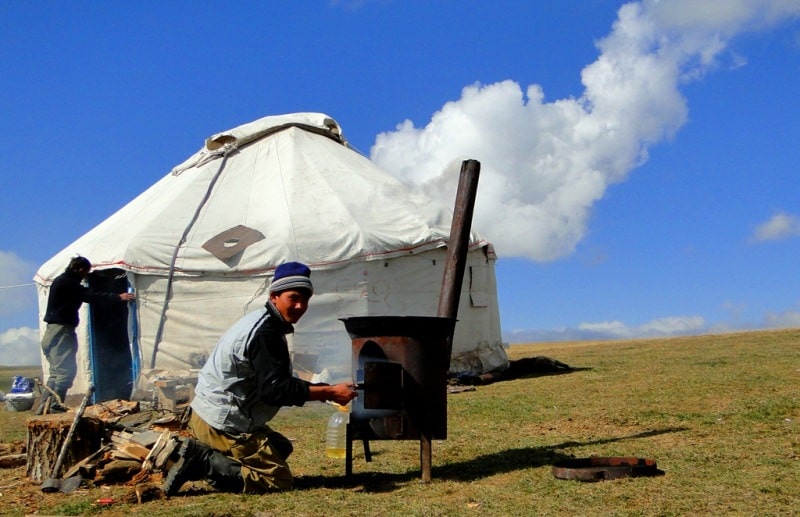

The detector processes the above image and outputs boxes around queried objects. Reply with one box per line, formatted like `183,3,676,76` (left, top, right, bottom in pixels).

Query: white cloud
0,250,38,316
763,309,800,328
0,326,41,367
506,314,706,342
645,0,800,34
578,320,635,340
750,212,800,242
370,1,800,261
638,315,706,335
505,307,800,343
579,315,705,339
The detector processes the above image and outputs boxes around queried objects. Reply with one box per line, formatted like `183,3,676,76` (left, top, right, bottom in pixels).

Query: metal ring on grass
552,457,664,481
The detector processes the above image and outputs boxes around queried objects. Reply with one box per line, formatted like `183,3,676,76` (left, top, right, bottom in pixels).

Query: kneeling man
164,261,356,495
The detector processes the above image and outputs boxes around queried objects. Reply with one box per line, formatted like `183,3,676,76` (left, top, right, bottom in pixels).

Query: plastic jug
325,404,349,459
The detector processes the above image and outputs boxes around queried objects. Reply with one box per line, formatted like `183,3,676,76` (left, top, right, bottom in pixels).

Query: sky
1,1,799,366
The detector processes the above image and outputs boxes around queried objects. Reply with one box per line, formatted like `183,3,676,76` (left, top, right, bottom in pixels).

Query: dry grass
1,328,798,516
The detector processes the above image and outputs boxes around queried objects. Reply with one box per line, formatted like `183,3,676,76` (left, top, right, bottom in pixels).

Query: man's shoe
163,438,210,496
48,403,69,413
205,450,244,493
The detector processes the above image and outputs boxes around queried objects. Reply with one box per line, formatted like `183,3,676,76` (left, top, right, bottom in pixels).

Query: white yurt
34,113,507,401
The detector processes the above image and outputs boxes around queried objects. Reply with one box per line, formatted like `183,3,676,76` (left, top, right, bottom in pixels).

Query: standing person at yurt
163,261,357,495
35,256,135,415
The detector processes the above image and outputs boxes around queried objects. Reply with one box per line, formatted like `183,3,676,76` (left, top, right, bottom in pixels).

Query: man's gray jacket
192,301,311,434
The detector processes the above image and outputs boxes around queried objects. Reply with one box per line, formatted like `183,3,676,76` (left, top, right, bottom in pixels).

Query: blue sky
1,1,799,365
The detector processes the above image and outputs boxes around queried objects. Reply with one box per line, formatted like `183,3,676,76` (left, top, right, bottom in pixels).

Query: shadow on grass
293,426,689,492
453,357,591,386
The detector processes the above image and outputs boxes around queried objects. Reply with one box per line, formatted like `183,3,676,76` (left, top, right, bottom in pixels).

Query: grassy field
0,328,797,516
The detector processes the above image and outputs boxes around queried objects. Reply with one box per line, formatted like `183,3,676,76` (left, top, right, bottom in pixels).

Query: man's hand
119,292,136,302
328,382,357,406
309,382,357,405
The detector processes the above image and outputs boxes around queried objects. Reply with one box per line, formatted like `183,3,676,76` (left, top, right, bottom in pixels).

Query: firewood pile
25,398,190,491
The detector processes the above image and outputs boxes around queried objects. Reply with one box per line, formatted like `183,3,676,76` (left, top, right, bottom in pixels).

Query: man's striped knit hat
269,261,313,295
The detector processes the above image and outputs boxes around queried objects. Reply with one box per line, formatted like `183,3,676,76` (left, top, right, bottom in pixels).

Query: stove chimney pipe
437,159,481,365
419,159,480,483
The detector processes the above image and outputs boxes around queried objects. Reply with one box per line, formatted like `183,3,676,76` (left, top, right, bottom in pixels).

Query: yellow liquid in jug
326,448,346,459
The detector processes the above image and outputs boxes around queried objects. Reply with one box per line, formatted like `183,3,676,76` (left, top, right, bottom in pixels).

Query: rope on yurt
149,143,236,368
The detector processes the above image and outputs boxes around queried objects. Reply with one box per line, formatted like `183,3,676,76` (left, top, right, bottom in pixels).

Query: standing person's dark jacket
44,271,122,327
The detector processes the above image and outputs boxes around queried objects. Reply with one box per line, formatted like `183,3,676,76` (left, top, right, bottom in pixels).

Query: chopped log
61,445,110,480
130,430,176,484
25,413,103,482
0,453,27,468
131,430,161,448
112,443,151,461
114,409,168,431
110,429,135,446
151,412,184,432
84,399,140,423
0,441,26,468
152,434,178,470
0,441,25,455
95,459,142,484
